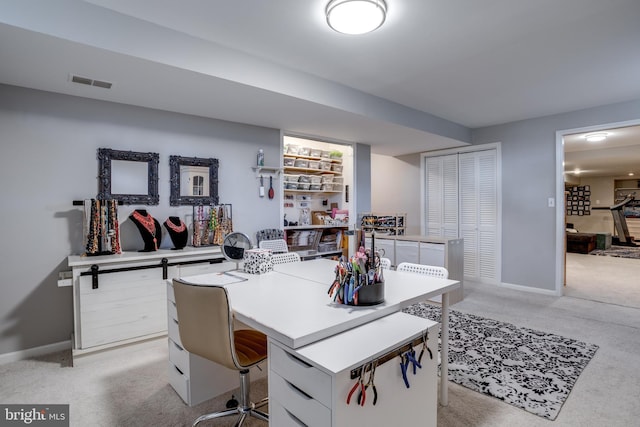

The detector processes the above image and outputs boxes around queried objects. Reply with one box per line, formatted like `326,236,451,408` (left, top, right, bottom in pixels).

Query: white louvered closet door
425,155,458,238
459,150,498,281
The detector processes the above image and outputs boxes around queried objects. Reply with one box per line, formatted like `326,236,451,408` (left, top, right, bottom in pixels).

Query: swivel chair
172,279,269,426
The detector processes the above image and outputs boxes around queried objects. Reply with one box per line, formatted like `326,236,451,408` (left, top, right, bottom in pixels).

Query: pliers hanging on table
406,347,422,375
358,361,378,406
346,368,365,406
399,354,410,388
418,330,433,364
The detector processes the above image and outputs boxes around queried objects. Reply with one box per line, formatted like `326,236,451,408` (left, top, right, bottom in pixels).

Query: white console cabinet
65,247,226,363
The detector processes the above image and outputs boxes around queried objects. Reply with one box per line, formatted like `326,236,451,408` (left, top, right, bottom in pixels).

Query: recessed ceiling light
574,168,581,175
629,172,635,176
584,132,608,142
326,0,387,35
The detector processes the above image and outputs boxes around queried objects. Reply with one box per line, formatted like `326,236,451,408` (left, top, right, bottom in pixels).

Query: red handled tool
268,176,274,199
347,369,365,406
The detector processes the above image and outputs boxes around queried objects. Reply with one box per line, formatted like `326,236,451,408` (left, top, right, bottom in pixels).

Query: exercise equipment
609,195,637,246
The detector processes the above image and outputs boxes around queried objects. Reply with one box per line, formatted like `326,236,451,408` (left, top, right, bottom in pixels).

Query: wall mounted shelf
251,166,281,178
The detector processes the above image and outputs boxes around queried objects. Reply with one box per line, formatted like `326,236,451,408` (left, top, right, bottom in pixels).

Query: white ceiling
1,0,640,157
564,125,640,179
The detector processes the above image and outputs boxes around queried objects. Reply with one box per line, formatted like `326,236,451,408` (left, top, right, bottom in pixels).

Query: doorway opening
556,120,640,308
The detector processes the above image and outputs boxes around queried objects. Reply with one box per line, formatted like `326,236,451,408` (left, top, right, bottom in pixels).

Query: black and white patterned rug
403,303,599,420
589,244,640,259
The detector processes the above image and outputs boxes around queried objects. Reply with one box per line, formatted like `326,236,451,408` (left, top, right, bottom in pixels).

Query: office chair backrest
172,279,238,370
258,238,289,253
271,252,301,264
396,262,448,279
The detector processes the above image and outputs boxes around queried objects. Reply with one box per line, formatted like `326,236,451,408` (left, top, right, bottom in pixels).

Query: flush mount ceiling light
584,132,608,142
326,0,387,35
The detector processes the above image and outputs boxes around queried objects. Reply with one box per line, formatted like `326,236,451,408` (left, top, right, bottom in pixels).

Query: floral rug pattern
402,303,599,420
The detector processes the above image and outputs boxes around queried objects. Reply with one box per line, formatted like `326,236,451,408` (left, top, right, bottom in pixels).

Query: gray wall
371,153,421,235
370,99,640,293
354,143,372,218
473,99,640,290
0,84,282,355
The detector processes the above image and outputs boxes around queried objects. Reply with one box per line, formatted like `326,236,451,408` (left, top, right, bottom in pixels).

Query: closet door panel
477,151,498,281
460,150,497,282
424,148,498,284
425,155,458,237
426,156,444,237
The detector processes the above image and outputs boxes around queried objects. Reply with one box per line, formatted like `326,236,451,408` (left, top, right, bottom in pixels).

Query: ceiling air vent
70,74,113,89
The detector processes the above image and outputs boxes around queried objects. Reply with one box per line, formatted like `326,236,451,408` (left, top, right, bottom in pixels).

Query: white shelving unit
360,212,406,236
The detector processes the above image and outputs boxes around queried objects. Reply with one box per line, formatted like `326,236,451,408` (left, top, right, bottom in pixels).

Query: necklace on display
165,218,186,234
132,210,158,250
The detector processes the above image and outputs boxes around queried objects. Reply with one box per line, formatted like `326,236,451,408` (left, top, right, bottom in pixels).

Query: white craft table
181,258,459,406
273,258,457,406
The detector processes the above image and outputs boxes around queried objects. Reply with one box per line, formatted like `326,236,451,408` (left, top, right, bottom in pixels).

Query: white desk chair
380,257,392,270
396,262,448,279
258,239,289,254
271,252,301,265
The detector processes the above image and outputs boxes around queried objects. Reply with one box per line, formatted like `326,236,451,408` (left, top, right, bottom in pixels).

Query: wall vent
70,74,113,89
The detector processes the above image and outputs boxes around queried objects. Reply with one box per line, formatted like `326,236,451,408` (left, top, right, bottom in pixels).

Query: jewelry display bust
129,209,162,252
164,216,188,249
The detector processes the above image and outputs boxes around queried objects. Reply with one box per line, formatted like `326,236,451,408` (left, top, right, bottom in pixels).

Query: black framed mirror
97,148,160,205
169,155,219,206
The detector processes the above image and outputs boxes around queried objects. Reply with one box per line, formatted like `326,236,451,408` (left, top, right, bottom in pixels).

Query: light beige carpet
565,252,640,309
2,279,640,426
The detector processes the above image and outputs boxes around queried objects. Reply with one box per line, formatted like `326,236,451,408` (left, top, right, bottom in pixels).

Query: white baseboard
0,340,71,365
500,281,561,296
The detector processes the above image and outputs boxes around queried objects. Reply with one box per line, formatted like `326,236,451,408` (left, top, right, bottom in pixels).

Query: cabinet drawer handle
173,364,184,376
285,379,312,400
284,351,312,368
172,341,184,351
284,408,307,426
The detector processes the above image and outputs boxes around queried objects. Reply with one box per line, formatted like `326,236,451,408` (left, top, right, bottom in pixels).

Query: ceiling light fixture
584,132,608,142
326,0,387,35
629,172,635,176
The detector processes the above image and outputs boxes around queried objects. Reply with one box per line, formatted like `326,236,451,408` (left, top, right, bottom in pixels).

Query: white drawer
168,338,190,376
168,317,182,346
166,281,175,303
168,361,190,404
167,299,178,322
270,373,331,427
269,342,331,407
270,398,309,426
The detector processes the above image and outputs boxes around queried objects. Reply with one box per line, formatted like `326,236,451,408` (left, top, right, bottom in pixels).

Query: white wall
371,153,421,235
0,84,282,355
